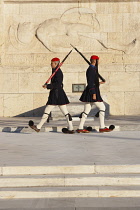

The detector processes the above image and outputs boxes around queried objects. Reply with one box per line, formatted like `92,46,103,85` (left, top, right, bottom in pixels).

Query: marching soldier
29,57,75,134
77,55,112,133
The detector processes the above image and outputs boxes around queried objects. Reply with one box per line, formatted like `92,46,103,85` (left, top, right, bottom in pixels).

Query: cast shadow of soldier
2,106,45,133
14,101,110,119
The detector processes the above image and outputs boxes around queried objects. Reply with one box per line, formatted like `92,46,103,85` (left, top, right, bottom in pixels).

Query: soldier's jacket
80,65,103,102
46,67,69,105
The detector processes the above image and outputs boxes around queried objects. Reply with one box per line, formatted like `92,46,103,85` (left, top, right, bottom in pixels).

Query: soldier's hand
100,81,106,84
93,94,96,100
42,85,47,89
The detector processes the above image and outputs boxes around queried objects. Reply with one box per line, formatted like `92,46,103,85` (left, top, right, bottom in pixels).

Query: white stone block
125,92,140,115
3,94,33,117
19,73,50,93
33,93,49,109
97,14,123,32
110,72,140,92
106,92,125,115
0,94,4,116
0,73,18,93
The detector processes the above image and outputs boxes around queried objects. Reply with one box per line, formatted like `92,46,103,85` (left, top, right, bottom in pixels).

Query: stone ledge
4,0,81,3
1,165,140,176
1,175,140,187
0,187,140,198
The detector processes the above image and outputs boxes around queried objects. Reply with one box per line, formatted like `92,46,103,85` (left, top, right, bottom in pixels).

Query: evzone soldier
77,55,112,133
29,57,75,134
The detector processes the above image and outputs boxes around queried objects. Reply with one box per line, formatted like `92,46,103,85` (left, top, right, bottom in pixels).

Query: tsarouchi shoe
76,129,90,133
99,127,111,133
29,120,40,133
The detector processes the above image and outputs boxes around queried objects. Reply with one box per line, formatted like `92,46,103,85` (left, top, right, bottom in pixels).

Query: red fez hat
90,55,99,60
51,57,60,62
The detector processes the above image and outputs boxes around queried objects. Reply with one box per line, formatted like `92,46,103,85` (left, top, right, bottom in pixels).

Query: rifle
70,44,105,82
44,49,73,85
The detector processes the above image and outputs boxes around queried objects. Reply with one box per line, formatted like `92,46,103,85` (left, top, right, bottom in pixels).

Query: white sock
37,105,55,129
59,105,73,131
79,103,92,129
94,102,106,129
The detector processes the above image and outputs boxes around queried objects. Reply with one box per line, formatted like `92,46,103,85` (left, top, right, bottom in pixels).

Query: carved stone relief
8,6,140,55
8,7,103,52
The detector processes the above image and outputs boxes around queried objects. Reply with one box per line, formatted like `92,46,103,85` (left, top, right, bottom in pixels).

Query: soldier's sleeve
87,67,96,94
46,84,52,89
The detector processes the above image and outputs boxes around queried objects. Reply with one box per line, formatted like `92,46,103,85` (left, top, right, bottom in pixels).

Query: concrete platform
1,198,140,209
0,131,140,166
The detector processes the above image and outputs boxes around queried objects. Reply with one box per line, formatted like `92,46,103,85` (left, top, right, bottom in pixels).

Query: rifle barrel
71,44,105,82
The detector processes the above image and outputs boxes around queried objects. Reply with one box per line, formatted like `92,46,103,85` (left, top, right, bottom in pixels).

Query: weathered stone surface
62,64,88,73
105,92,125,115
123,13,140,32
63,72,79,93
99,64,124,72
1,54,34,66
34,66,50,73
125,64,140,72
19,73,50,93
123,55,140,64
110,72,140,92
125,92,140,115
4,3,19,15
0,94,4,116
96,2,110,14
109,2,131,14
97,14,123,33
0,73,18,93
3,94,33,117
33,93,49,110
99,72,110,93
0,66,34,73
98,54,124,65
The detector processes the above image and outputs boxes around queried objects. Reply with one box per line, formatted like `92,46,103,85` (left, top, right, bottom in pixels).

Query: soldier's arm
87,67,96,95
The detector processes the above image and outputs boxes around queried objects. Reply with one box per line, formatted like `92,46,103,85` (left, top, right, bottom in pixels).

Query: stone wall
0,0,140,116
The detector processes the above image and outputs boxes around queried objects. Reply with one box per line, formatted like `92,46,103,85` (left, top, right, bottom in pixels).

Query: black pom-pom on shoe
86,126,93,132
29,120,34,126
109,125,115,130
62,128,68,133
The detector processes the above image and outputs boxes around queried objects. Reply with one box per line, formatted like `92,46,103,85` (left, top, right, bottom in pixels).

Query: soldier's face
51,62,57,68
51,61,59,68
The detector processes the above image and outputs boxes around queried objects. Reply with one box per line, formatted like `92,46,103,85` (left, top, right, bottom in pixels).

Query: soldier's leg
78,103,92,129
59,105,73,131
94,102,106,128
37,105,55,129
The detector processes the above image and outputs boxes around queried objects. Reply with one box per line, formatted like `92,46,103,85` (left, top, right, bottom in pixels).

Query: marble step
1,165,140,176
0,174,140,188
0,186,140,199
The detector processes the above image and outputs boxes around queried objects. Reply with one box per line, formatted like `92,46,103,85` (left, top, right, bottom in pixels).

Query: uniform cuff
47,84,52,89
